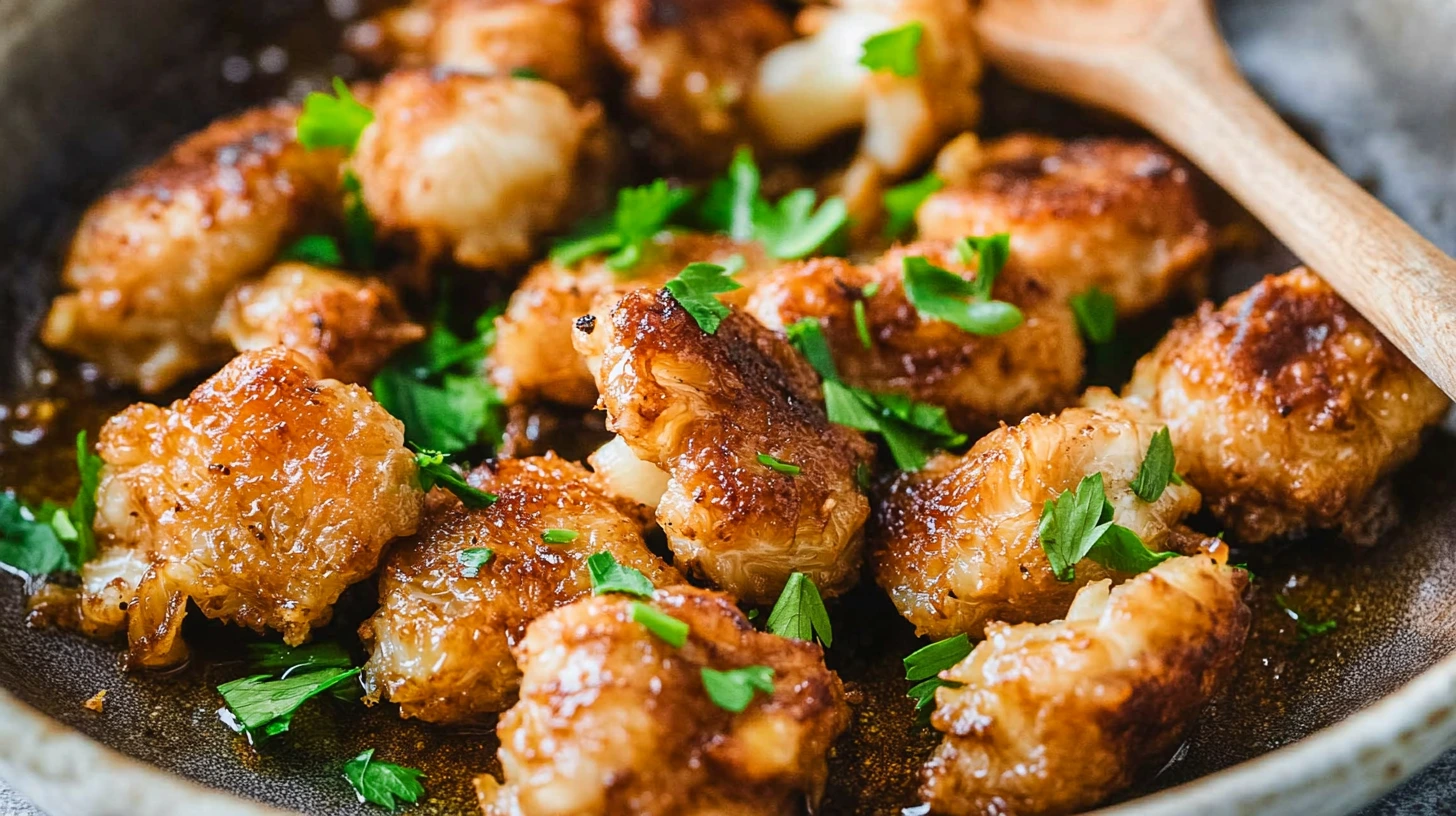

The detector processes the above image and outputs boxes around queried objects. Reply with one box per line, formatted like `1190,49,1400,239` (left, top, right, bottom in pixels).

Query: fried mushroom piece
492,233,774,407
872,392,1202,639
920,555,1251,816
359,454,681,723
917,134,1213,317
749,0,981,178
348,0,600,100
215,263,425,384
746,240,1083,434
574,290,874,603
475,586,850,816
599,0,792,171
41,104,343,393
351,69,601,271
78,348,423,668
1125,267,1449,544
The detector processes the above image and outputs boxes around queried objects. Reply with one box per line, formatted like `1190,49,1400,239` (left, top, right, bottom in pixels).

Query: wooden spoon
976,0,1456,400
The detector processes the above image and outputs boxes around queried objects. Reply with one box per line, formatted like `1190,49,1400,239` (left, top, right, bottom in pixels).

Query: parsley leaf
343,748,426,811
630,601,689,647
414,450,497,508
587,551,656,598
701,666,775,713
280,234,345,267
217,667,360,742
757,453,801,476
0,494,73,576
664,262,743,334
297,77,374,153
853,298,873,349
541,528,579,544
245,642,353,674
903,256,1024,336
509,67,542,80
904,634,973,721
457,547,493,577
372,300,505,455
787,319,965,470
954,233,1011,300
341,170,377,270
70,431,102,566
1038,473,1172,580
860,22,924,77
1275,595,1338,641
551,179,694,272
883,172,943,239
764,572,833,647
1071,287,1117,344
700,148,848,259
1130,427,1178,503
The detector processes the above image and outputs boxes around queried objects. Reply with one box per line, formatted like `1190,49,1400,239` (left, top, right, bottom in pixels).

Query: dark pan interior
2,1,1456,814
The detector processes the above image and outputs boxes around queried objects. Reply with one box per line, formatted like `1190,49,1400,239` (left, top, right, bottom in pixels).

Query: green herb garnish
217,667,360,742
1038,473,1173,581
903,255,1023,336
297,77,374,153
245,642,353,674
587,551,655,598
541,528,579,545
0,431,103,576
764,572,833,647
1130,427,1178,503
904,634,973,721
280,234,344,267
860,22,924,77
629,601,689,647
1275,595,1338,641
701,666,775,713
700,148,847,259
414,450,497,508
457,547,493,577
551,179,694,271
664,262,743,334
343,748,426,811
883,172,943,239
1071,286,1117,344
757,453,801,476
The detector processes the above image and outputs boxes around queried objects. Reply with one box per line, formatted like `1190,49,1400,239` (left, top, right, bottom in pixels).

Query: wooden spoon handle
1100,6,1456,399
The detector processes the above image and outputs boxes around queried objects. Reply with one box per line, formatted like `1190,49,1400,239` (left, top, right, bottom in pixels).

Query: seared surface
477,586,849,816
575,289,874,603
360,454,680,723
872,392,1202,639
216,262,424,384
1126,266,1450,544
492,233,773,407
747,240,1083,434
918,134,1213,316
79,348,421,667
921,555,1250,816
40,104,343,393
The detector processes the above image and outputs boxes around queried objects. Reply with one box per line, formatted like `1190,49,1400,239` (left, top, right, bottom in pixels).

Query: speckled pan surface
2,1,1456,815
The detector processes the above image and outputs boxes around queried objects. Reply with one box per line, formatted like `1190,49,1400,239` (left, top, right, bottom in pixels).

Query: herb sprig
764,572,833,647
904,634,973,722
343,748,426,811
1037,473,1174,581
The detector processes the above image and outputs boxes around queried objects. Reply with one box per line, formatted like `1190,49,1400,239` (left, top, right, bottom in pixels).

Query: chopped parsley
883,172,943,239
757,453,801,476
343,748,426,811
860,22,924,77
340,171,377,270
550,179,694,271
787,319,966,470
700,148,847,259
954,233,1011,299
508,67,542,80
1276,595,1338,641
1130,428,1178,503
457,547,493,577
701,666,775,713
1037,472,1173,581
629,601,689,647
1070,286,1117,344
414,450,497,508
853,299,873,349
664,262,743,334
372,297,506,455
903,255,1023,336
904,634,973,721
245,642,353,674
541,528,579,544
280,234,344,267
0,431,102,577
764,572,833,647
587,551,655,598
297,77,374,153
217,667,360,743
